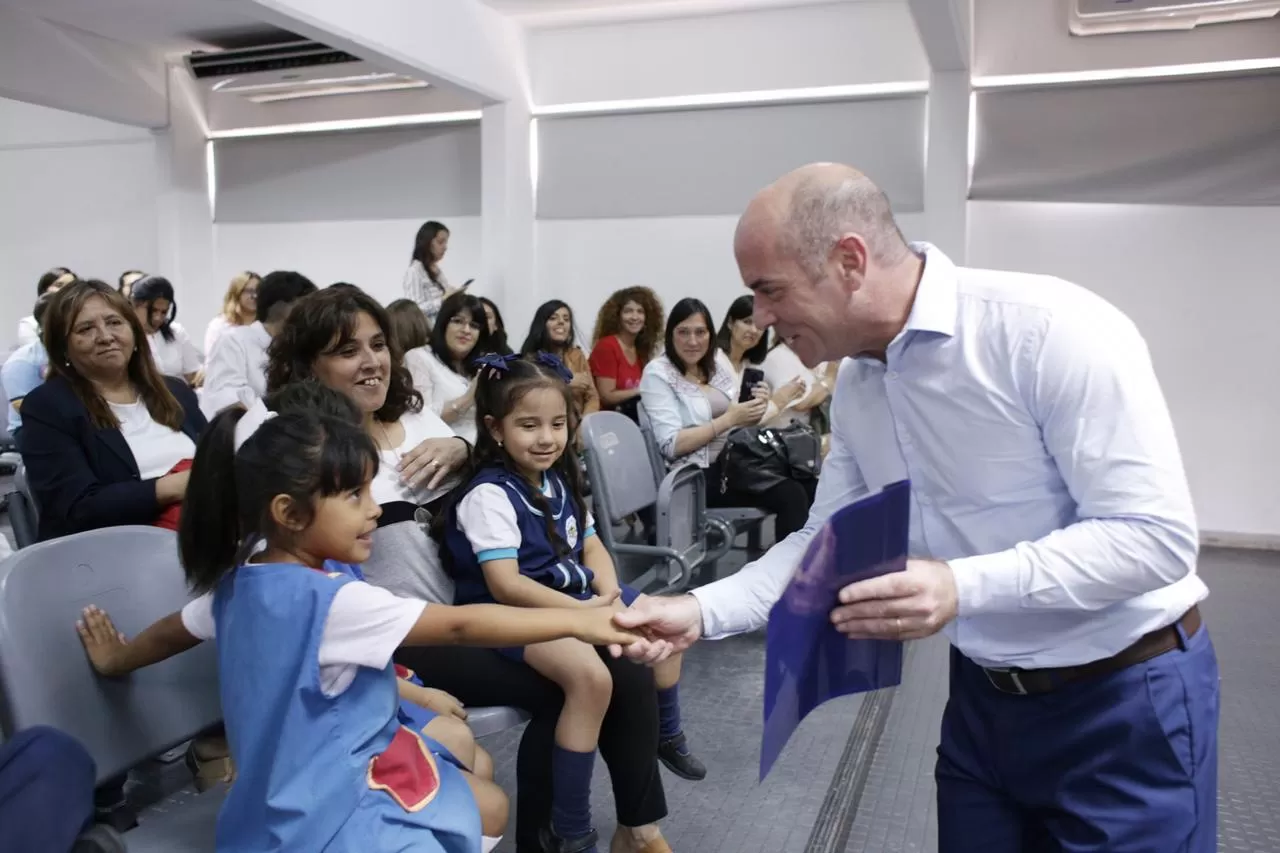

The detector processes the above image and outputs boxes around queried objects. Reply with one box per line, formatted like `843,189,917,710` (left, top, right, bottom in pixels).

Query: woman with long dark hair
715,294,805,421
17,280,206,540
521,300,599,417
639,297,815,540
403,220,460,326
130,275,202,385
418,293,493,443
477,296,513,356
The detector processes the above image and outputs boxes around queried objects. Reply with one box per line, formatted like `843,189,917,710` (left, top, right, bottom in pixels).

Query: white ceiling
6,0,866,54
5,0,292,52
479,0,858,26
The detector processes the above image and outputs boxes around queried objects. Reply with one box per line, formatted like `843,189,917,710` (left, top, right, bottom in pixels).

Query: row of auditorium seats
634,403,772,561
580,406,773,594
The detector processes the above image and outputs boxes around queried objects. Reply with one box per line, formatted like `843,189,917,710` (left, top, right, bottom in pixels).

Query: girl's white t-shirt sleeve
456,485,522,562
317,582,427,697
180,592,216,641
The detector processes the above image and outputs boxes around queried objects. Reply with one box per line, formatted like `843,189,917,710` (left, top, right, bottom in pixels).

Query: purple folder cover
760,480,910,781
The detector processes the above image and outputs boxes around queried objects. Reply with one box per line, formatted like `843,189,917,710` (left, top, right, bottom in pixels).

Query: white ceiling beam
503,0,849,29
906,0,971,72
237,0,525,105
0,8,168,128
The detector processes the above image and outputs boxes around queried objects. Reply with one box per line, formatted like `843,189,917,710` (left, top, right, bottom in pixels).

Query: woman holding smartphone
715,295,805,420
403,221,468,326
639,298,816,541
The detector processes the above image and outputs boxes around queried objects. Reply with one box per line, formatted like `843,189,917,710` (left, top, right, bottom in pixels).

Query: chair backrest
654,463,708,565
14,463,38,525
0,376,12,451
581,411,660,521
0,526,221,783
633,403,666,488
7,490,37,550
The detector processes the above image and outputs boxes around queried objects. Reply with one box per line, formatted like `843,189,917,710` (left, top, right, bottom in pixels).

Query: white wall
974,0,1280,78
529,1,928,104
968,201,1280,539
0,98,159,349
213,216,484,310
535,212,928,347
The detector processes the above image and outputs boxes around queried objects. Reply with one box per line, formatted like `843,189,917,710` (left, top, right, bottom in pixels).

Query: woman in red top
589,286,664,418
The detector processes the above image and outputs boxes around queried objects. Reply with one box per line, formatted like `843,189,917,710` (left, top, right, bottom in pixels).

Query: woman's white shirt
413,347,476,444
370,407,462,508
106,399,196,479
403,347,435,402
148,322,202,379
638,350,738,469
16,315,39,347
761,344,819,427
204,315,235,356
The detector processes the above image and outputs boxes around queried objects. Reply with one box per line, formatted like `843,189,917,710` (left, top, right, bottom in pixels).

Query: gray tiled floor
485,548,868,852
843,547,1280,853
484,630,866,853
841,636,945,853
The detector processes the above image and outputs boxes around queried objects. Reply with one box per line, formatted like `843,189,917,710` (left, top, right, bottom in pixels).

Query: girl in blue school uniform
438,353,705,853
75,387,639,853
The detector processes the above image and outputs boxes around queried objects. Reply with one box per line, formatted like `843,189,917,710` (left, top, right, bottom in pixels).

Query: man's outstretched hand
607,594,704,664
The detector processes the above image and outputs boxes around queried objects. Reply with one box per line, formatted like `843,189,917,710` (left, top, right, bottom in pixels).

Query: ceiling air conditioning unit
1070,0,1280,35
184,40,427,103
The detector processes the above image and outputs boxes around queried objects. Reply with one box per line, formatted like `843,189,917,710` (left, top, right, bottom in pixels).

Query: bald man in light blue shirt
616,163,1217,852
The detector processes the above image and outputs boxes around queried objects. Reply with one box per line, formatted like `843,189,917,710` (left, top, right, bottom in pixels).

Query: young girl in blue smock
76,386,638,853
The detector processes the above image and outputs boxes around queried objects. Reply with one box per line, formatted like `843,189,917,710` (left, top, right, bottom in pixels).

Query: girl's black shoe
658,733,706,781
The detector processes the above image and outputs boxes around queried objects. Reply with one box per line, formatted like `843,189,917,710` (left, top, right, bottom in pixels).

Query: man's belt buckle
985,667,1029,696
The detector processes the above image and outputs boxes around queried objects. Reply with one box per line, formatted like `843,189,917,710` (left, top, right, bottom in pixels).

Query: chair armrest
703,515,736,565
612,543,693,594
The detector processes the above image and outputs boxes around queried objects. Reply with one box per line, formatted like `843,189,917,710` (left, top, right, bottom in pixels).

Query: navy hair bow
532,351,574,384
474,352,520,379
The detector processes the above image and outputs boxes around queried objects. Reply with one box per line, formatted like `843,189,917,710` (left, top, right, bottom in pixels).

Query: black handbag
718,423,822,496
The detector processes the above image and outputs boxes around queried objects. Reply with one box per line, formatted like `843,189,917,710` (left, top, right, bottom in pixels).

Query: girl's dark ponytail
179,406,247,593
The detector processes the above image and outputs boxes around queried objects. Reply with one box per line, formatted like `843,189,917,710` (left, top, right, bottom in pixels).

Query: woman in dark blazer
17,279,206,542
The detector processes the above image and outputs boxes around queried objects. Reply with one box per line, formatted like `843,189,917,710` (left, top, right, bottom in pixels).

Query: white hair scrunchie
233,399,278,452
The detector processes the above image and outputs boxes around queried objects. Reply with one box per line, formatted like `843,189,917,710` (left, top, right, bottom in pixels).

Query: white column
480,100,537,335
924,70,970,263
153,64,220,338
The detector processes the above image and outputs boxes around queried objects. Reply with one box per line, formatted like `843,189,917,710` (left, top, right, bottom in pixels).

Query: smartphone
738,367,765,403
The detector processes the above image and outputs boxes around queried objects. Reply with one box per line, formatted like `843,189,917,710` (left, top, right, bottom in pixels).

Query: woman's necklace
374,419,432,526
374,420,401,461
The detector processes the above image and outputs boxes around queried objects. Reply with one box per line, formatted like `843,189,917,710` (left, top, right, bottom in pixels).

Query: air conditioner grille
186,42,360,79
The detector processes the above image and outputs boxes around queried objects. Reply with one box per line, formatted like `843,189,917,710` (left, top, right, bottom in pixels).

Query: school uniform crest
565,514,579,549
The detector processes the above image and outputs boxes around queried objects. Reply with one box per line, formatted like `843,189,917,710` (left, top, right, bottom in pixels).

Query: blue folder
760,480,910,780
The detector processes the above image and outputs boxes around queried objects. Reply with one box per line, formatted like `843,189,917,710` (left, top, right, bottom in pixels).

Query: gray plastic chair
634,403,769,557
581,411,718,593
0,526,225,848
8,463,39,549
467,705,530,738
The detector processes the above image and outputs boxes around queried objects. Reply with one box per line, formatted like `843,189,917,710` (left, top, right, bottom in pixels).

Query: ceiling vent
184,40,427,103
1070,0,1280,35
